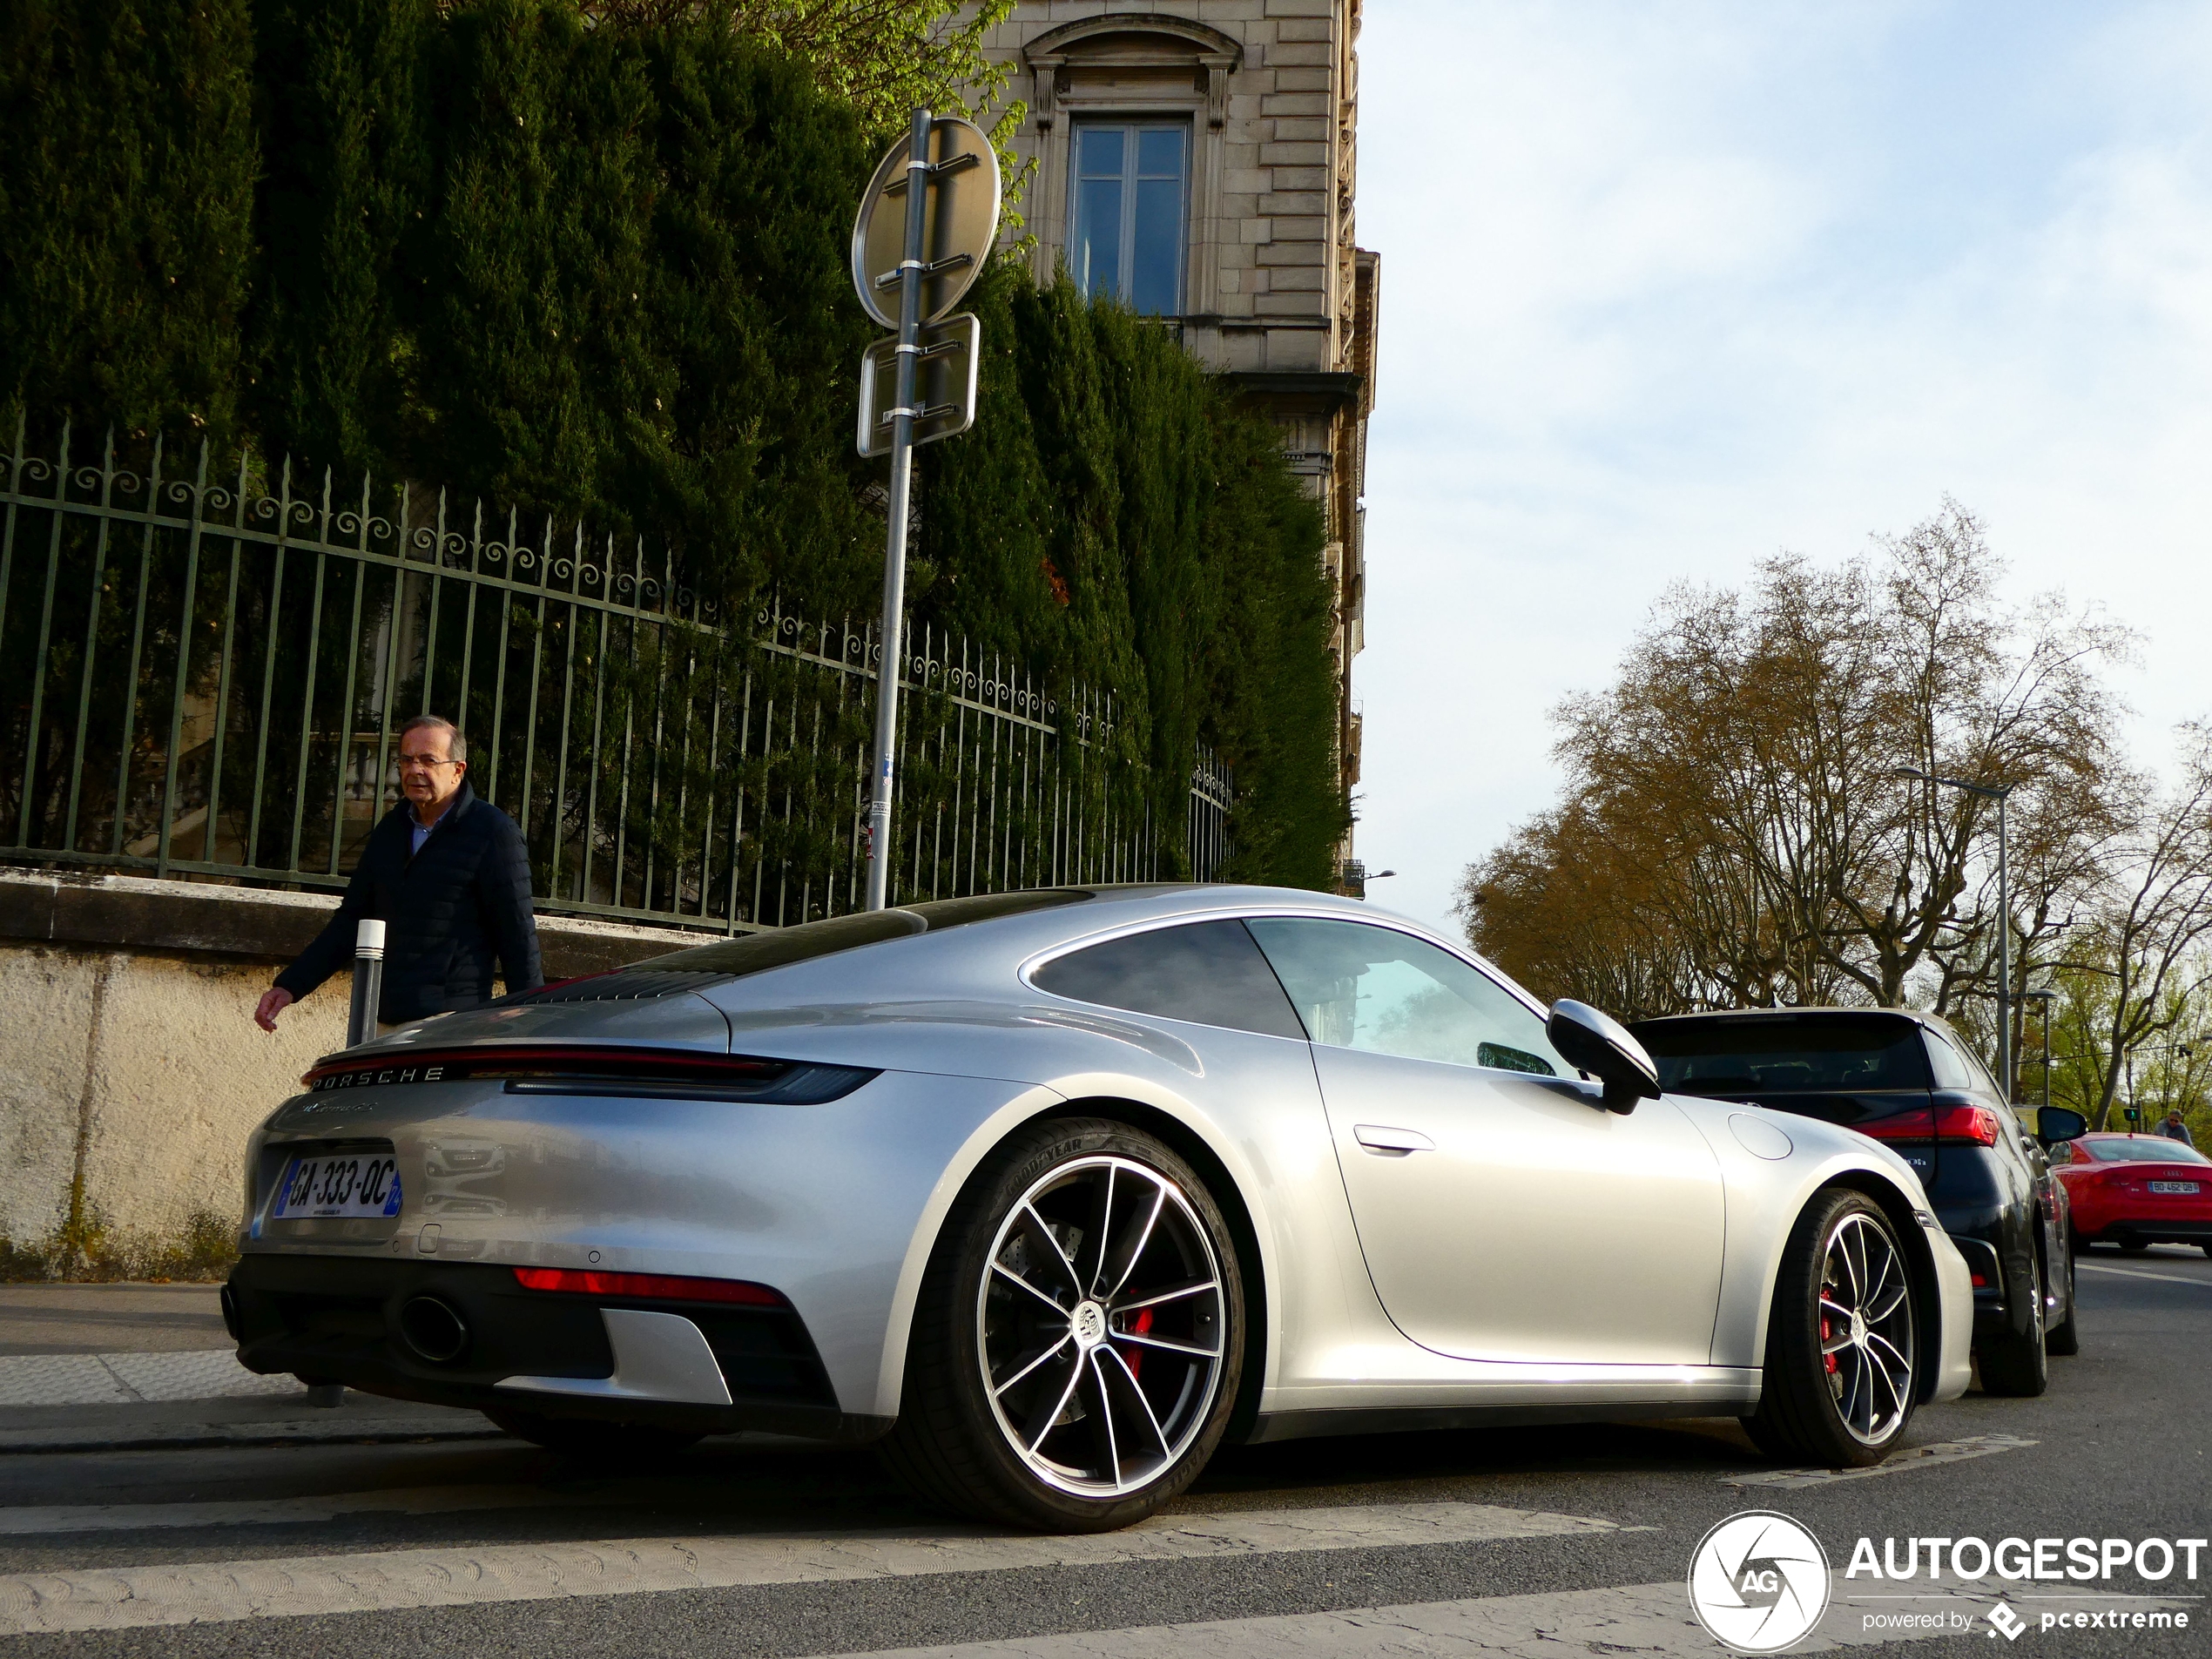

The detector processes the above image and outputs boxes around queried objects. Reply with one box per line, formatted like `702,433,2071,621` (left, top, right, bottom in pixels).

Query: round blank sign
851,116,1001,329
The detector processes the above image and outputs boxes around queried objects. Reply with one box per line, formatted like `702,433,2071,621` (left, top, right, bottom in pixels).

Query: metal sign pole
864,105,933,912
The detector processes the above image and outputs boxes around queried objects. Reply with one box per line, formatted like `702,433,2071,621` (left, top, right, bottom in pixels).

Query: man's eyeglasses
397,753,461,769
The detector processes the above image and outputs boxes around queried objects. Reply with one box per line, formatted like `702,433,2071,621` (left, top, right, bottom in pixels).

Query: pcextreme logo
1688,1511,1832,1653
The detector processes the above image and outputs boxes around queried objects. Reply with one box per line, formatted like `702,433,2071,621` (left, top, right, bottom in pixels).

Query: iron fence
0,420,1231,930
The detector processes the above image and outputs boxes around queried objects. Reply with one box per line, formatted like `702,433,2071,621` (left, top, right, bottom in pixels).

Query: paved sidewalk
0,1283,290,1406
0,1282,228,1356
0,1282,493,1450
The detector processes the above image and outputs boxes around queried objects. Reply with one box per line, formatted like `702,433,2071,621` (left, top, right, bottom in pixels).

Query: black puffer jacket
275,783,543,1022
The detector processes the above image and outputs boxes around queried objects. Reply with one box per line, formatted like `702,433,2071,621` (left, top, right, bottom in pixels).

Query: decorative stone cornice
1022,14,1244,130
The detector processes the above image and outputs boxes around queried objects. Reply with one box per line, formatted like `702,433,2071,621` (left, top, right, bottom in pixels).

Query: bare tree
1464,502,2134,1038
2053,730,2212,1127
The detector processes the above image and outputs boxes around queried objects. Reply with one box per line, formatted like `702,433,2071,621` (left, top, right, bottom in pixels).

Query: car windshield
1634,1015,1932,1095
635,890,1094,980
2081,1136,2210,1166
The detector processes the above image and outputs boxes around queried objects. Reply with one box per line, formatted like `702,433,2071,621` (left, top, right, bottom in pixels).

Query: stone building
973,0,1379,874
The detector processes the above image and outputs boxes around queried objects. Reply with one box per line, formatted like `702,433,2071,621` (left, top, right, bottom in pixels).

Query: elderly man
255,714,542,1035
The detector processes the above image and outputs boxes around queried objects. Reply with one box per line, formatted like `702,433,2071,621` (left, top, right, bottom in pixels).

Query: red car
2053,1134,2212,1256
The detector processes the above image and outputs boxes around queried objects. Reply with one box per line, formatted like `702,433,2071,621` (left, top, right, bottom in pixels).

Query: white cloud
1354,2,2212,944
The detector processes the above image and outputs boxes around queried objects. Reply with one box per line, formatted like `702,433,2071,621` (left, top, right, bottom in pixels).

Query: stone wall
0,870,718,1263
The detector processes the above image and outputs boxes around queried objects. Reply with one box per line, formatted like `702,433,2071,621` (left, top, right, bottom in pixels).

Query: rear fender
869,1072,1283,1425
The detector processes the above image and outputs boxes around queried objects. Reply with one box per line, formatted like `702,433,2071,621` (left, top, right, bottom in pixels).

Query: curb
0,1416,507,1455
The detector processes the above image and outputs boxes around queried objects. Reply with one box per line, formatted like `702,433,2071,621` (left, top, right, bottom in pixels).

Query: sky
1352,2,2212,940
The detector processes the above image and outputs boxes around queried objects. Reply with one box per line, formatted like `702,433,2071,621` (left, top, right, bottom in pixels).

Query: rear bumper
226,1254,891,1443
2082,1217,2212,1246
1927,1227,1975,1403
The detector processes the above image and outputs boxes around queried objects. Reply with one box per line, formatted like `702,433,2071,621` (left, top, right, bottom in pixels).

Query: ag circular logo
1687,1511,1832,1653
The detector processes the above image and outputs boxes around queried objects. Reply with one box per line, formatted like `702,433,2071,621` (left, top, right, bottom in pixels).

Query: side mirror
2032,1105,2087,1145
1548,1000,1662,1115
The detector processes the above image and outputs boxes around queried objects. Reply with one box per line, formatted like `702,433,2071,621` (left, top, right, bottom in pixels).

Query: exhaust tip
398,1295,469,1365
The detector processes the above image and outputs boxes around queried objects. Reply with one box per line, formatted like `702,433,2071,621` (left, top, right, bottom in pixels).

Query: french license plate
272,1153,404,1220
2148,1180,2200,1195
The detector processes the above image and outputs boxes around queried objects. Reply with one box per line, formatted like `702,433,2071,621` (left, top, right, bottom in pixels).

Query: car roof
637,880,1529,1014
1630,1007,1947,1034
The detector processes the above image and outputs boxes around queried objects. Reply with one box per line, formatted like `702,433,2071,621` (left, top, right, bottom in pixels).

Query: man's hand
254,987,294,1032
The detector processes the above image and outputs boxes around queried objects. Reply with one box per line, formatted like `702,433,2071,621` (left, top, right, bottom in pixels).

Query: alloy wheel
1817,1211,1915,1445
975,1155,1226,1497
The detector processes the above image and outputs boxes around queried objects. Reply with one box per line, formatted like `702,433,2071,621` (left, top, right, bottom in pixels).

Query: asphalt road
0,1245,2202,1657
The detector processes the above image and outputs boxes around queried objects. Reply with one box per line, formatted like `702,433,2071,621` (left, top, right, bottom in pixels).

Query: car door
1246,917,1727,1366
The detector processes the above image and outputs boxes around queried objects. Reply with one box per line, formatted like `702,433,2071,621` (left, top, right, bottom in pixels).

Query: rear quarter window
1031,920,1306,1040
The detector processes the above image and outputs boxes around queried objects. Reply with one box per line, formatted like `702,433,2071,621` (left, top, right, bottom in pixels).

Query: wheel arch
1821,1170,1948,1405
1033,1096,1273,1445
872,1085,1276,1434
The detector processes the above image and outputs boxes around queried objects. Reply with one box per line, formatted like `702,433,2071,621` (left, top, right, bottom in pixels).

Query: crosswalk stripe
0,1486,603,1536
1721,1433,2038,1489
813,1578,2194,1657
0,1501,1629,1635
2077,1262,2212,1289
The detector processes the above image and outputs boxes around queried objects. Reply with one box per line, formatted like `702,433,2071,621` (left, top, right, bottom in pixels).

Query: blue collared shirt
410,805,450,857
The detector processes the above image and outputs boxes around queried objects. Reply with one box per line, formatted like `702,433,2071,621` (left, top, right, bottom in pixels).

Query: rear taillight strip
302,1046,783,1090
1853,1103,2005,1147
513,1267,786,1306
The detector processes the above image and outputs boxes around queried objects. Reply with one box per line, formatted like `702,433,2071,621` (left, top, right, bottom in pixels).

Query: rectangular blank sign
857,313,981,457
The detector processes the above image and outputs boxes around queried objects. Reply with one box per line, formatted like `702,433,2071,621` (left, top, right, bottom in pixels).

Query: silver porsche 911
226,884,1973,1530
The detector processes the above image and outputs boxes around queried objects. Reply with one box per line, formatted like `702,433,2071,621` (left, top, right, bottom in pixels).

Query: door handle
1353,1123,1435,1156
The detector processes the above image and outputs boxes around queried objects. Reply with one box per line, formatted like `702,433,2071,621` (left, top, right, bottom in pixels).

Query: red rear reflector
1853,1105,2003,1147
1970,1272,1989,1288
512,1267,785,1306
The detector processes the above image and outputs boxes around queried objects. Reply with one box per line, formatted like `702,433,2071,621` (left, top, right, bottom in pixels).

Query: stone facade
974,1,1378,863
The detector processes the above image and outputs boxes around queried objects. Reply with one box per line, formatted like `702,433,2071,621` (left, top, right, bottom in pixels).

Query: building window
1069,122,1190,315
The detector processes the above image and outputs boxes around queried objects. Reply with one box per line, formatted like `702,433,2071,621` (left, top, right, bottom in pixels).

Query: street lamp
2019,988,2054,1114
1895,768,2014,1100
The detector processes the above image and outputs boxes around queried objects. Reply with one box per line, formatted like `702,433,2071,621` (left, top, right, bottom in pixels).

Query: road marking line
2077,1262,2212,1288
813,1577,2193,1657
1722,1433,2037,1489
0,1351,300,1409
0,1501,1629,1635
0,1486,604,1535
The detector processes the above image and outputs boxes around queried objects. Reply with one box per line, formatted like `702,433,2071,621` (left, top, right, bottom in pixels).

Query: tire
483,1406,703,1461
2121,1239,2149,1254
1977,1249,2050,1397
2201,1244,2212,1260
1742,1190,1917,1467
880,1117,1244,1532
2045,1234,2080,1358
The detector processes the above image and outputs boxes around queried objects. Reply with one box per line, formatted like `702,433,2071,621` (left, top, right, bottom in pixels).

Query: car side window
1030,919,1306,1039
1244,917,1567,1075
1925,1031,1978,1092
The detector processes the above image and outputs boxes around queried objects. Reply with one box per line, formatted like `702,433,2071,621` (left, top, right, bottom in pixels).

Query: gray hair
399,713,468,765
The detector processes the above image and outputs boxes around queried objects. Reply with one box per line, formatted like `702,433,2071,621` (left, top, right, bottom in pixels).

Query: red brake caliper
1823,1312,1838,1375
1122,1306,1153,1380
